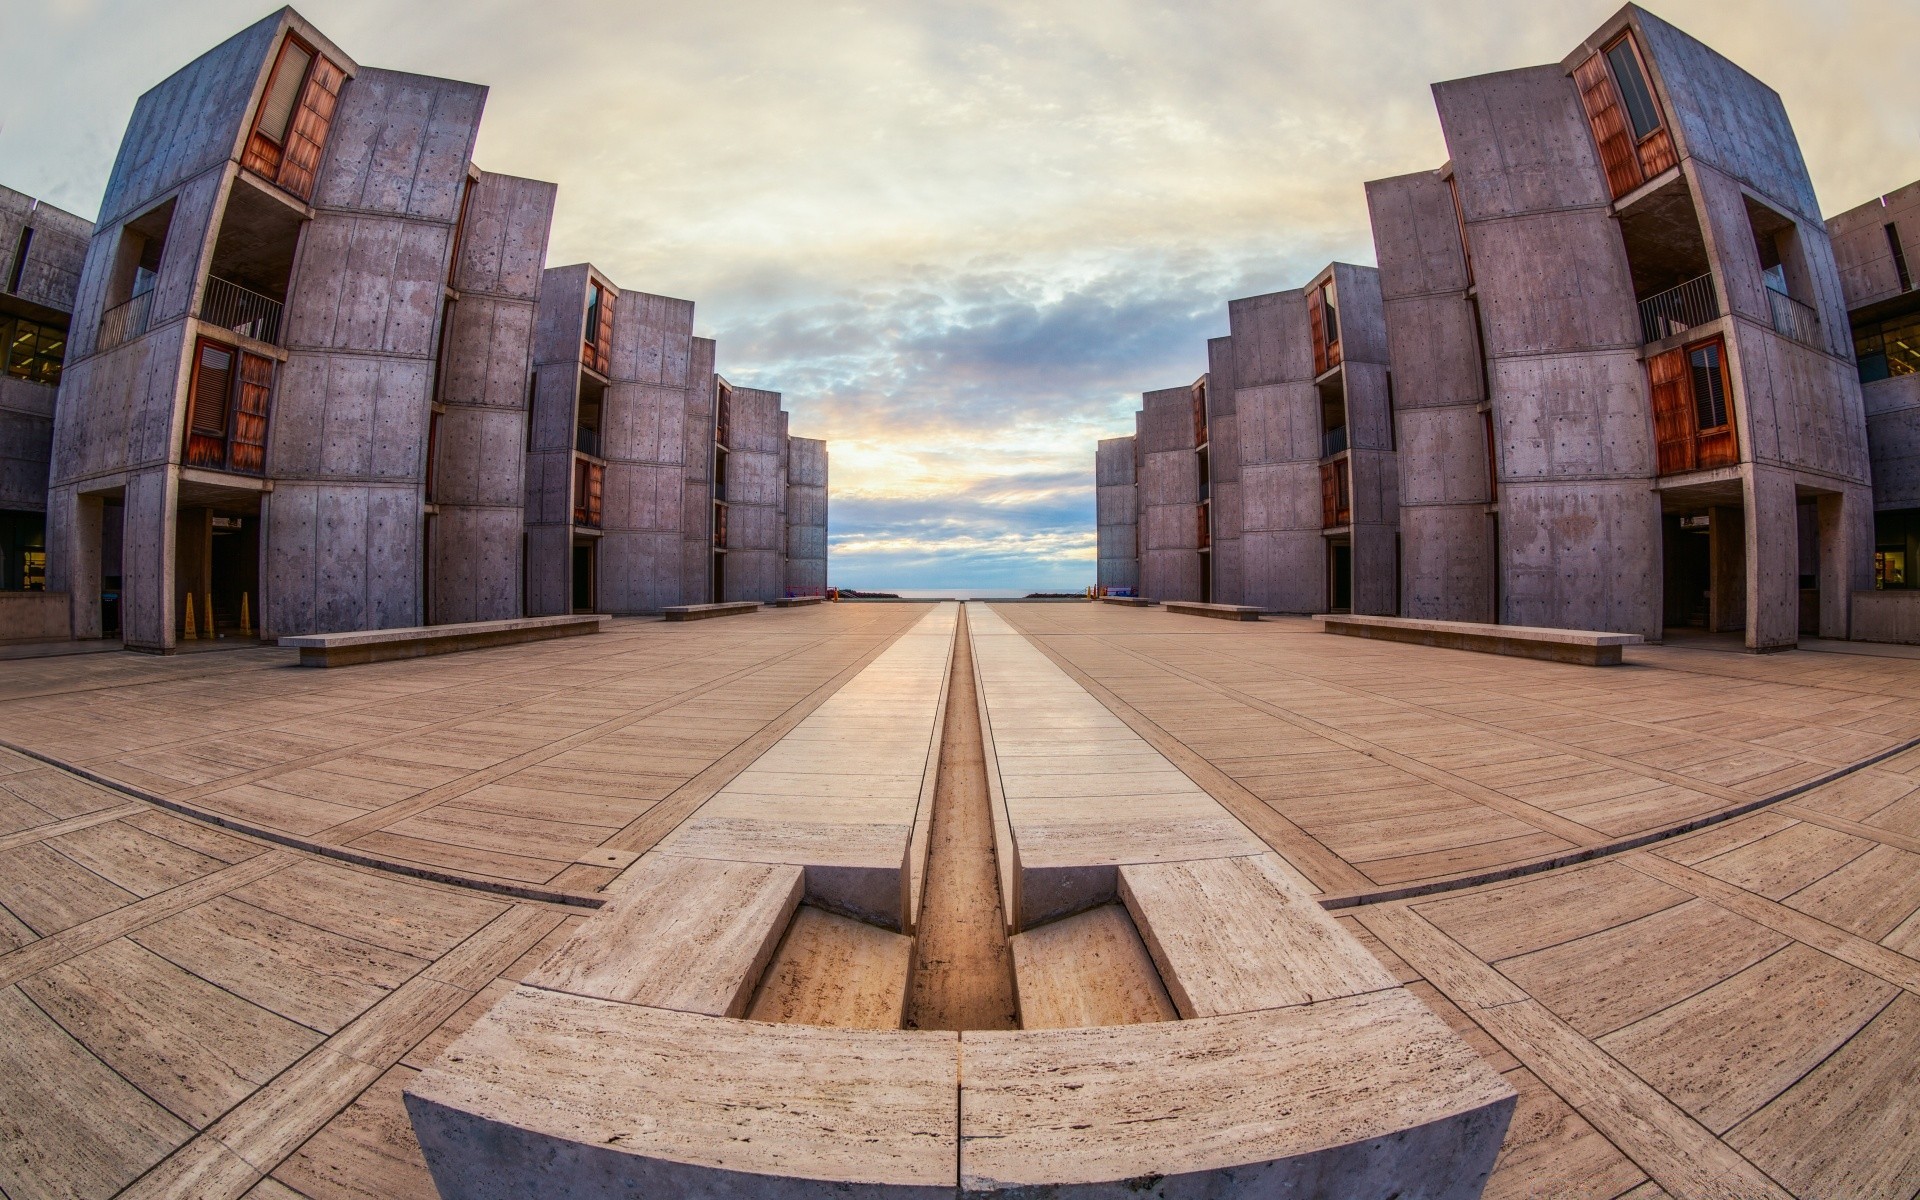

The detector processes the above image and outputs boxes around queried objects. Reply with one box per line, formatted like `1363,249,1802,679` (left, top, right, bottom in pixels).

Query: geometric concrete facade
0,184,91,597
786,434,829,599
39,7,828,643
1829,178,1920,596
1094,434,1139,594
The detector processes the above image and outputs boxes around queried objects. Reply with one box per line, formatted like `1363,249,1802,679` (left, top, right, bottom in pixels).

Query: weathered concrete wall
1228,292,1324,613
525,263,599,616
0,378,56,515
1205,338,1242,605
723,387,785,602
1853,588,1920,644
267,68,485,637
1862,375,1920,511
1367,169,1495,622
600,291,697,613
1329,263,1400,616
682,339,717,602
431,171,555,624
1137,385,1204,603
1095,435,1139,594
1830,180,1920,314
0,185,92,319
0,592,69,641
785,435,828,597
1437,64,1660,639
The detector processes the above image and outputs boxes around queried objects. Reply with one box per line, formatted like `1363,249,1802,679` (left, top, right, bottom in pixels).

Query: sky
5,1,1919,591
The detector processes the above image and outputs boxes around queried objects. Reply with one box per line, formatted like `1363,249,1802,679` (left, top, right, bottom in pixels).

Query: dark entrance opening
572,543,595,613
209,513,258,634
1329,541,1352,613
712,551,726,604
1662,513,1711,630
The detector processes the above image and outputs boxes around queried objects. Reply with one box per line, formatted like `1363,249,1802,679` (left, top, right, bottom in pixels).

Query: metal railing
1322,425,1348,459
199,276,283,345
96,288,153,351
1638,273,1719,343
576,424,600,457
1767,287,1820,347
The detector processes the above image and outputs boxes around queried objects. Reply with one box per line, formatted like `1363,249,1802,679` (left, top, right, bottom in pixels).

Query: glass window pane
1607,40,1662,139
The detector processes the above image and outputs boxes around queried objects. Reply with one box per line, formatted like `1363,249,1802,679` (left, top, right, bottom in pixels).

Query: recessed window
2,315,66,385
1889,222,1912,293
1605,39,1662,140
1688,341,1729,430
1854,310,1920,381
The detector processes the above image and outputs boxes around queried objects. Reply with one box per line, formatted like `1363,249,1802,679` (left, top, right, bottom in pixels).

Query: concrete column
1744,467,1799,650
1708,504,1745,633
121,468,177,652
1819,484,1875,640
49,489,103,639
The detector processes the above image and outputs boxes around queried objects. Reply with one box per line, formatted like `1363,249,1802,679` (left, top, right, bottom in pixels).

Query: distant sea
878,588,1080,599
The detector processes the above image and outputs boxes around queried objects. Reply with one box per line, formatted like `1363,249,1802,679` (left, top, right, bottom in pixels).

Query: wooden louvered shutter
1648,346,1696,475
1689,337,1738,468
592,290,615,375
277,56,344,201
1308,286,1330,376
1196,504,1209,549
228,352,273,473
1574,54,1644,200
186,340,235,468
1320,461,1340,528
585,463,603,527
1191,384,1207,445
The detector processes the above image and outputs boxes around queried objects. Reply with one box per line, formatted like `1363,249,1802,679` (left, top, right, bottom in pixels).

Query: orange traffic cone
183,592,197,640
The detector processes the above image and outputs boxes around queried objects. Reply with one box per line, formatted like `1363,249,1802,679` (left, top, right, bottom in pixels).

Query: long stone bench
1164,600,1262,620
1098,595,1155,607
661,600,762,621
279,614,608,667
405,600,1513,1198
1321,613,1643,666
768,595,827,608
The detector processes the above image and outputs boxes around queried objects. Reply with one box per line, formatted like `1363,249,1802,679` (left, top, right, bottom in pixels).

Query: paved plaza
1,603,1919,1196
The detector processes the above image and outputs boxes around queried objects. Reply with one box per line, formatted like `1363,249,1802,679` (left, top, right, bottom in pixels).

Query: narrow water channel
903,603,1020,1030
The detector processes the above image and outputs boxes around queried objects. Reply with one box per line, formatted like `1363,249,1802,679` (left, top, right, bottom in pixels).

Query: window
5,226,32,294
1878,549,1908,590
242,36,345,202
582,282,612,374
1889,223,1913,293
184,336,274,474
1688,341,1729,429
1309,281,1342,374
2,315,66,385
1573,33,1677,200
1854,310,1920,382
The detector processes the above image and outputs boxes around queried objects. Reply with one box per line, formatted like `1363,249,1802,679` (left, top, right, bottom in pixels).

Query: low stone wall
1852,590,1920,645
0,592,68,643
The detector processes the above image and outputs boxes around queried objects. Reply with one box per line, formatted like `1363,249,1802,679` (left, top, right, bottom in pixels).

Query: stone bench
1164,600,1262,621
1320,613,1644,666
768,595,827,608
661,600,761,621
1098,595,1155,607
278,614,608,667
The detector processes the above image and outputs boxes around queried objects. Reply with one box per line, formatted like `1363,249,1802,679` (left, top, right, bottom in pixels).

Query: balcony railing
576,424,600,457
1638,273,1719,344
1767,287,1820,347
96,288,153,352
1322,425,1348,459
199,276,283,345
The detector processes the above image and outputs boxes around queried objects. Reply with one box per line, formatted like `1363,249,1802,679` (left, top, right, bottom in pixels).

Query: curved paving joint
405,602,1513,1197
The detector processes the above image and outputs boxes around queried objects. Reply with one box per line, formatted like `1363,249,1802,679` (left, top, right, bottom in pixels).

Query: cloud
6,0,1918,589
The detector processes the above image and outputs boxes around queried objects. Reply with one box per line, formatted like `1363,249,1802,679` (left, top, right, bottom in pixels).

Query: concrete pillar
1819,484,1876,640
121,468,177,652
1708,504,1745,634
49,489,103,640
1744,467,1799,650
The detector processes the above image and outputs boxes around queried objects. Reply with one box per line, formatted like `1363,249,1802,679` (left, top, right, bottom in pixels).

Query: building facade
1,185,91,604
1829,180,1920,594
1094,435,1140,594
1102,263,1396,614
39,8,828,647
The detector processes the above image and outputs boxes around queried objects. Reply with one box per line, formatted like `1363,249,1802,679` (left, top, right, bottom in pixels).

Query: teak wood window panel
573,456,603,528
241,36,345,203
1191,381,1208,445
184,337,273,475
713,501,728,549
1574,33,1677,201
583,283,613,375
1320,458,1351,529
1309,282,1342,376
1196,503,1210,549
1649,334,1738,475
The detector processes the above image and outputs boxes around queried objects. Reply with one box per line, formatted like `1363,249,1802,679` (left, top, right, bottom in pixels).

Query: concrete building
40,8,829,645
1103,263,1396,614
1363,4,1873,648
1829,180,1920,591
45,9,558,651
1094,435,1140,594
0,185,91,639
785,434,829,598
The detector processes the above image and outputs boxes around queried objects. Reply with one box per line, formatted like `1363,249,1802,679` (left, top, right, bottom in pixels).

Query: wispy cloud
6,0,1918,588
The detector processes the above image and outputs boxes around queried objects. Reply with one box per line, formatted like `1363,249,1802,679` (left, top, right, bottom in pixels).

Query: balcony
1322,426,1348,459
576,424,600,457
199,275,284,345
96,289,153,352
1767,288,1820,347
1638,273,1719,344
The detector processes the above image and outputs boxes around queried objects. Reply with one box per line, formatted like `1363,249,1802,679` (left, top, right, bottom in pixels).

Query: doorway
711,550,726,604
208,514,258,634
1328,540,1352,613
572,542,596,613
1662,513,1711,630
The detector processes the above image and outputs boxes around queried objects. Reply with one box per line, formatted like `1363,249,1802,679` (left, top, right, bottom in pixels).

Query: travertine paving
3,601,1920,1197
